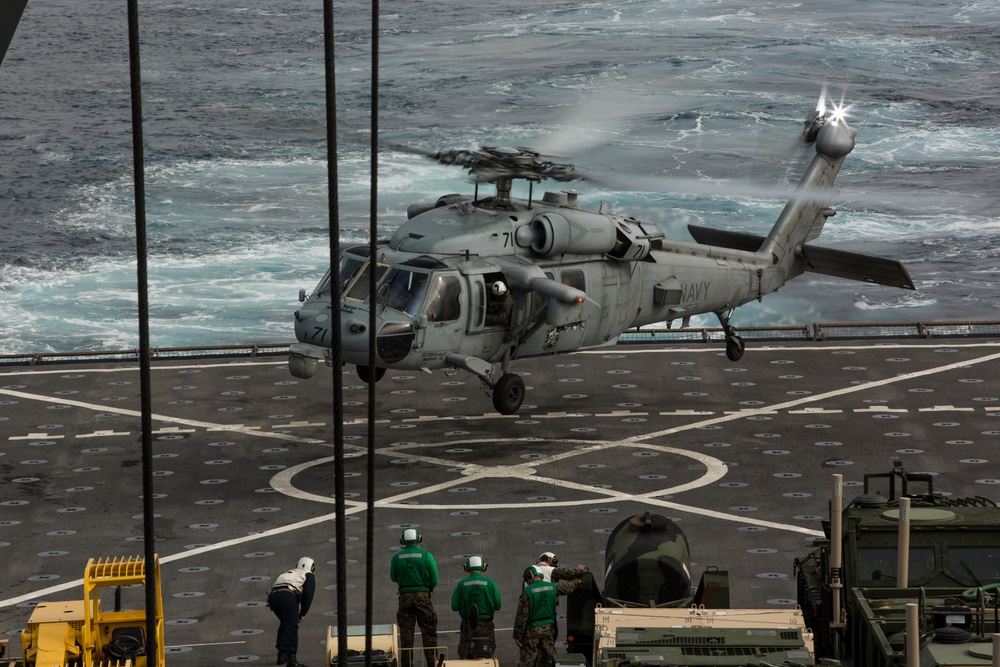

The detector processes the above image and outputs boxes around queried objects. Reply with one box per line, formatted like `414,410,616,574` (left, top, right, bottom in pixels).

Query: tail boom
687,225,915,291
757,117,857,266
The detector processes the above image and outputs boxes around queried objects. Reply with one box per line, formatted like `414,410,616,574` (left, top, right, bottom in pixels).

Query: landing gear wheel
725,336,745,362
492,373,525,415
356,364,386,383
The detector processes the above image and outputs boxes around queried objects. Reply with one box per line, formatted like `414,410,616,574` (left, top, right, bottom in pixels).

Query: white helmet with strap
538,551,557,566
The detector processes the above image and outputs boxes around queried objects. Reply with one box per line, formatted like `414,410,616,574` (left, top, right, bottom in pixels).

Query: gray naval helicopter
289,103,914,414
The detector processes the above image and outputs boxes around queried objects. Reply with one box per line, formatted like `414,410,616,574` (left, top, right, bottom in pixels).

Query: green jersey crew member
450,555,502,658
390,528,439,667
513,565,558,667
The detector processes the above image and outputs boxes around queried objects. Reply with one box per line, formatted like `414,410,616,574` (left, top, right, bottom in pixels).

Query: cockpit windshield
343,263,461,322
315,256,367,296
339,257,366,292
376,268,430,318
345,262,390,303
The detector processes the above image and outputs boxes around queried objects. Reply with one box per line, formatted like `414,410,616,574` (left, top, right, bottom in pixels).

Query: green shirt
450,571,501,620
390,545,439,593
521,580,557,629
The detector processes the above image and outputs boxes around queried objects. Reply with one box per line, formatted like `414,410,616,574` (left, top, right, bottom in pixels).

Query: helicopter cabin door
465,272,514,357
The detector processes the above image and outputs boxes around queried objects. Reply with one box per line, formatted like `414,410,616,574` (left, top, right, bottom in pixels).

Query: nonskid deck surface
2,339,1000,665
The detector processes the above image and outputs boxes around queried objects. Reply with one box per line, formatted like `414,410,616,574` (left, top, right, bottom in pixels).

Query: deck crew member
534,551,585,588
390,528,439,667
450,555,501,658
513,565,557,667
533,551,586,640
267,556,317,667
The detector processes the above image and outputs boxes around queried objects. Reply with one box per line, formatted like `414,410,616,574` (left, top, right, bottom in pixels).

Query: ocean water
1,0,998,354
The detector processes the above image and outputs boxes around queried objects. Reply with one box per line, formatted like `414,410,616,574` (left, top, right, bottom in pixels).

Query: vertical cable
363,0,381,658
125,1,158,664
322,0,348,664
365,0,380,664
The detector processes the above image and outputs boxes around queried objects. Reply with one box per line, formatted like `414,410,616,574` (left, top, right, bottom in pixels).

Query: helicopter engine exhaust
530,211,616,257
528,210,664,261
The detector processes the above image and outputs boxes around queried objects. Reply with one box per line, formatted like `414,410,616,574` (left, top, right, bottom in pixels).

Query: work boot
286,654,308,667
276,652,289,665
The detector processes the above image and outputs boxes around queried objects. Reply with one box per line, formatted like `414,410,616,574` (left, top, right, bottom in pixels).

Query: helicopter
288,101,914,415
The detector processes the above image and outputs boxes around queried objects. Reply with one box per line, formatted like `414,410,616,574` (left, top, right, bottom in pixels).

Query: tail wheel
492,373,525,415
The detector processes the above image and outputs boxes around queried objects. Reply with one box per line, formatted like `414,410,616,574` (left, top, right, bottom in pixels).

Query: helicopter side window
472,280,485,327
424,275,462,323
346,262,390,303
378,268,429,318
561,269,585,291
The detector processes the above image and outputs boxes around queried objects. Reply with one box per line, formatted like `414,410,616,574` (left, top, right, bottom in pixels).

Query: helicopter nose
338,310,415,365
293,302,333,346
340,313,370,354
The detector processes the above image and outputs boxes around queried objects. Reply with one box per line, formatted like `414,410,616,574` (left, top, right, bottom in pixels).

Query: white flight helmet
298,556,316,572
538,551,558,566
491,281,508,296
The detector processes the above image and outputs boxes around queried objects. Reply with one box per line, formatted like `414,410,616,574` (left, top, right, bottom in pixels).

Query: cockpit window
317,257,367,296
424,275,461,323
339,257,366,292
377,268,430,318
343,265,461,322
345,262,390,303
314,269,333,296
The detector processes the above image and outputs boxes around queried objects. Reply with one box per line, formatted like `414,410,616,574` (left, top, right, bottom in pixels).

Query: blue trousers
267,589,300,653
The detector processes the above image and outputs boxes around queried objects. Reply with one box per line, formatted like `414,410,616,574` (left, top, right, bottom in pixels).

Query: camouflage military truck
795,462,1000,666
565,512,832,666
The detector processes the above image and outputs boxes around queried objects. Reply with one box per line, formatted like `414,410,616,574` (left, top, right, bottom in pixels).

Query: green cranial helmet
400,528,421,545
465,555,485,572
523,565,542,582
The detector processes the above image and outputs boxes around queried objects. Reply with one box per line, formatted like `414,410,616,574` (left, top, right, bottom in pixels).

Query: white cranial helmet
298,556,315,572
538,551,557,565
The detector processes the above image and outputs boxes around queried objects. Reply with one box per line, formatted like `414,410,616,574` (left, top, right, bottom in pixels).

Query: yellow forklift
13,555,165,667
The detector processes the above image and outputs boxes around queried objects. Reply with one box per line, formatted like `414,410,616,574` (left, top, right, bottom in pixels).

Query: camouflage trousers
458,618,496,658
397,591,438,667
517,623,555,667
